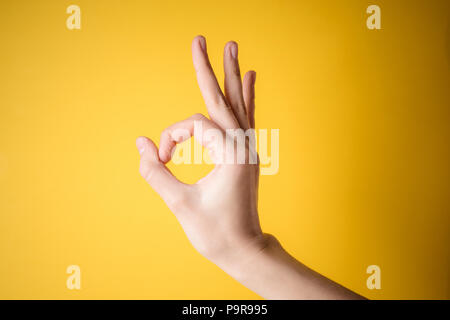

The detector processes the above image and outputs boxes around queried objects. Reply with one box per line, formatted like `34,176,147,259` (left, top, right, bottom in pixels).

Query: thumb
136,136,187,210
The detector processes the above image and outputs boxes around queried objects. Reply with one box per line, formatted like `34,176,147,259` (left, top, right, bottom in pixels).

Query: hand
136,36,266,272
136,36,365,300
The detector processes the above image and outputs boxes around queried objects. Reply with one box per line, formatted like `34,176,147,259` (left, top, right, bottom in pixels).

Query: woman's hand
136,36,266,272
136,36,365,300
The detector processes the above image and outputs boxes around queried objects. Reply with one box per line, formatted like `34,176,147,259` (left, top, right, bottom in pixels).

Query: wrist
214,233,282,282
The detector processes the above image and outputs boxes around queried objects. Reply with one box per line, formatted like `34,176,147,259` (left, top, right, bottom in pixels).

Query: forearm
219,234,366,300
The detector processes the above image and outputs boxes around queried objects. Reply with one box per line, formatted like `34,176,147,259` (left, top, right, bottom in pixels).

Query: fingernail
198,36,206,52
230,42,238,59
136,137,146,155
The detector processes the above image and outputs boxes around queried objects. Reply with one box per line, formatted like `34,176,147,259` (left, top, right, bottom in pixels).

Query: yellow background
0,0,449,299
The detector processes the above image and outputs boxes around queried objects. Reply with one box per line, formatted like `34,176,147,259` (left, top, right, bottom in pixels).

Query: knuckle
166,191,189,212
139,163,154,182
163,127,173,136
217,99,231,110
207,94,224,108
160,128,170,140
161,128,177,143
205,92,229,110
191,113,206,121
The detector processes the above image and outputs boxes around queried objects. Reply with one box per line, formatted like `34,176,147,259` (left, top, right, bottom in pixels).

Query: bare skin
136,36,365,300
